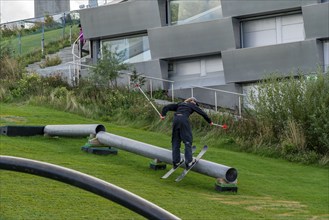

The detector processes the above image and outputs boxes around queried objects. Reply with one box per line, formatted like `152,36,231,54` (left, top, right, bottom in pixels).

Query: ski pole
212,123,228,129
135,84,162,117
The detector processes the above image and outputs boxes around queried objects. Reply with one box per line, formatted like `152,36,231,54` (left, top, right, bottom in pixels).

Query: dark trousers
171,115,193,164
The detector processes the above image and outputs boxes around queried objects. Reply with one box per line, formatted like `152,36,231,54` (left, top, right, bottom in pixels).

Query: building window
101,35,151,63
168,55,225,88
168,0,222,26
324,40,329,73
170,57,223,77
241,13,305,48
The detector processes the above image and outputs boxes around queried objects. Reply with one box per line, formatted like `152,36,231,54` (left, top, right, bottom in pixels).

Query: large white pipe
96,132,238,182
44,124,106,137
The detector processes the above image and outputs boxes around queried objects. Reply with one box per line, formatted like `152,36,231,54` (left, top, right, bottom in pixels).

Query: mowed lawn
0,103,328,219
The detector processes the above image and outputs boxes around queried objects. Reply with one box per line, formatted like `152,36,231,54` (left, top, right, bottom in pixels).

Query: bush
0,55,24,82
90,46,130,88
1,65,70,102
245,70,329,157
39,55,62,68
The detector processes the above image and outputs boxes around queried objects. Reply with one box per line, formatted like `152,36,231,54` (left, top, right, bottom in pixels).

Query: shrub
281,118,306,154
19,50,43,66
0,56,24,82
90,46,130,88
39,55,62,68
246,70,329,156
130,69,146,87
11,73,42,98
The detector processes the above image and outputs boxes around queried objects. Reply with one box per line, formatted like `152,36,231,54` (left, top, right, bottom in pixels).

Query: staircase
25,42,90,83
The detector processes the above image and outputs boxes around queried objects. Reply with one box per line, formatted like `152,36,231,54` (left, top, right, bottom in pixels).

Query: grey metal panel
171,72,226,89
222,0,319,17
148,18,237,59
303,3,329,39
118,60,171,91
156,0,168,26
133,60,164,80
91,40,100,63
79,1,162,39
223,40,322,83
232,18,241,49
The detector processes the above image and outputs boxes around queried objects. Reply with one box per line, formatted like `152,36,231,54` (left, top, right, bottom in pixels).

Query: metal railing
190,85,245,117
67,61,175,102
124,72,175,102
70,34,83,86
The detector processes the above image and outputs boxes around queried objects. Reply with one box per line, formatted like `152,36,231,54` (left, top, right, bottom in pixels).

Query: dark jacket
161,102,211,124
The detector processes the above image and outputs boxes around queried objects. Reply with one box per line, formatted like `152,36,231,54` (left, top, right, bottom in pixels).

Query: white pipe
238,96,242,117
215,92,218,112
96,132,238,182
171,83,174,102
44,124,105,137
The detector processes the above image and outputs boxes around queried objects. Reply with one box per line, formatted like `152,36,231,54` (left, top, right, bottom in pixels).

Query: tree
91,45,130,88
44,14,55,28
130,68,146,87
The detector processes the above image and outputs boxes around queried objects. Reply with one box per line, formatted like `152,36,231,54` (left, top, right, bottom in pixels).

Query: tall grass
244,71,329,164
39,55,62,68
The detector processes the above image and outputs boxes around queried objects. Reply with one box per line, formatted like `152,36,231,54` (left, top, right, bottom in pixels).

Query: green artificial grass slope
1,26,79,56
0,103,328,220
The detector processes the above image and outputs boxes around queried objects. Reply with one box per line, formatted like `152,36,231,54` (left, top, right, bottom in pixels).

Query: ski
161,146,196,179
175,145,208,182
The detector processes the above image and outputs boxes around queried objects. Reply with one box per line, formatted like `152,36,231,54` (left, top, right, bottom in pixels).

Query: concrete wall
170,71,225,89
34,0,70,17
222,0,319,17
223,40,322,83
120,60,171,90
79,1,162,40
148,18,237,59
303,2,329,39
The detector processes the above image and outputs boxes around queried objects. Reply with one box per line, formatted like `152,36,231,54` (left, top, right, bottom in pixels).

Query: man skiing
161,97,213,169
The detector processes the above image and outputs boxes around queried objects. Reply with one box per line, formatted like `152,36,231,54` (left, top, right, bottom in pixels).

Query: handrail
191,85,245,117
70,34,83,86
121,71,174,83
123,71,174,101
192,85,246,96
72,33,83,59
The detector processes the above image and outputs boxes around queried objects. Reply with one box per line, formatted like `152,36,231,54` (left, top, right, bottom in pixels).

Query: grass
0,103,328,219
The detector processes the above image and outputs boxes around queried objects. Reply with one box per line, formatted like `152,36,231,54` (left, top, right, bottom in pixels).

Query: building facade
34,0,70,17
79,0,329,110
